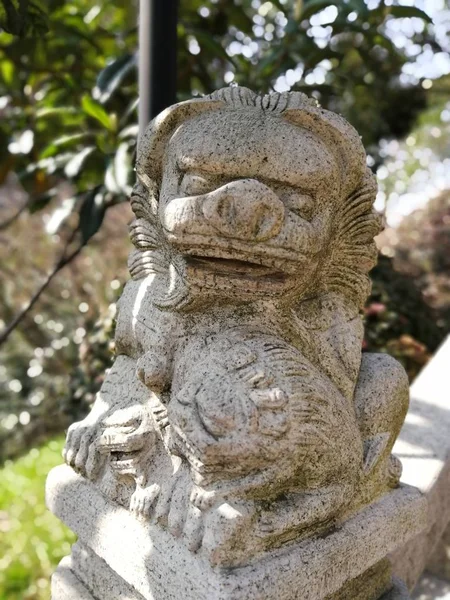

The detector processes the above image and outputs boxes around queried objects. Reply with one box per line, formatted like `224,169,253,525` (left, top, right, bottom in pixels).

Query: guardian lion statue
63,87,408,567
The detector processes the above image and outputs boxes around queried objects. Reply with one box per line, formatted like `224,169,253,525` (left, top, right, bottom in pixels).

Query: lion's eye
179,174,213,196
282,192,315,221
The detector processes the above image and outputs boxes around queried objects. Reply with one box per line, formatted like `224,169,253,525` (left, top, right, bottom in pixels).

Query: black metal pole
138,0,179,139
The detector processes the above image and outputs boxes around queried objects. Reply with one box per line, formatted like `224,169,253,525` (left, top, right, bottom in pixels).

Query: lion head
128,87,381,311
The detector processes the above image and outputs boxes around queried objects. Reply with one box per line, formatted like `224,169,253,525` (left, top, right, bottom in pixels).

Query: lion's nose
202,179,284,242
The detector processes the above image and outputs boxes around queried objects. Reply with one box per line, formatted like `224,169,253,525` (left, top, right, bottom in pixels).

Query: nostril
215,195,236,225
253,205,274,240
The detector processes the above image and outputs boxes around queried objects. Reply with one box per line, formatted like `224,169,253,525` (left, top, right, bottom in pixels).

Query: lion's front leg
63,355,148,479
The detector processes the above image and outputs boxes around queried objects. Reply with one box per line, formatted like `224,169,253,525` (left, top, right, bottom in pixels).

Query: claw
130,484,161,519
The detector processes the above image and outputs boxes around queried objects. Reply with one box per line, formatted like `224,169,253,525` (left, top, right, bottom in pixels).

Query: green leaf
270,0,289,12
348,0,368,16
113,142,133,194
298,0,339,21
120,97,139,126
226,5,254,32
372,33,400,55
35,106,80,118
285,17,300,33
64,146,95,178
0,59,15,85
23,153,75,177
104,145,133,195
8,129,34,154
387,6,432,24
40,133,91,159
118,125,139,139
46,197,77,235
104,159,120,194
192,31,237,67
93,54,136,104
81,95,112,130
257,47,285,75
0,0,49,37
78,187,107,244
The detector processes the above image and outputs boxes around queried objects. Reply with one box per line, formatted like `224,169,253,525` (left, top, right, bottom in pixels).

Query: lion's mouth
109,449,141,471
185,255,286,281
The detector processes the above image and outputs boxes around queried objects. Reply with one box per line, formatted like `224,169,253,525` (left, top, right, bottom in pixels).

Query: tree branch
0,197,31,231
0,241,84,346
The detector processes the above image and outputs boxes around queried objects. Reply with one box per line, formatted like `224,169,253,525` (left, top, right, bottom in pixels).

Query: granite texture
71,542,145,600
52,556,95,600
325,559,393,600
47,87,422,599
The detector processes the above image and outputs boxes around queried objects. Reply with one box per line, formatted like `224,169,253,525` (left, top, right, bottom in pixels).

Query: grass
0,438,76,600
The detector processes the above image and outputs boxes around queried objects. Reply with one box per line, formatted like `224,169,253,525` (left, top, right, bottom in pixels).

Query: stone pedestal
47,465,425,600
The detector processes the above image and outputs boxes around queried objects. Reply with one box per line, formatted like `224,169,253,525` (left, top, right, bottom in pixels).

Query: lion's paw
130,483,161,519
63,416,104,480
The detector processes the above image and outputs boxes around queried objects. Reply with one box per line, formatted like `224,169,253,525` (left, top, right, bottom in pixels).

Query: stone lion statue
63,87,408,567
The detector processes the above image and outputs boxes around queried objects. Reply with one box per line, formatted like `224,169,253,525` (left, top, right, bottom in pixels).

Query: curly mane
322,168,381,309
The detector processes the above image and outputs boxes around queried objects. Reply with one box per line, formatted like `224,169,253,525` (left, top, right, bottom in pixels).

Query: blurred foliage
0,437,75,599
0,0,49,37
177,0,432,156
370,75,450,378
377,74,450,214
0,0,437,216
0,0,448,463
0,176,127,462
0,0,138,243
363,255,443,380
391,189,450,331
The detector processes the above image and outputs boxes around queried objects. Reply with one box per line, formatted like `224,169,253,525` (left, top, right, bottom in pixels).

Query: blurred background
0,0,449,597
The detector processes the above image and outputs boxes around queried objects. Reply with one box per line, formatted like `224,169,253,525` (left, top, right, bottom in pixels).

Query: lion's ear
321,168,382,309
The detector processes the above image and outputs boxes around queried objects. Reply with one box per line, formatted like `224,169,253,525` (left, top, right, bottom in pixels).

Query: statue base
47,465,426,600
51,553,410,600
